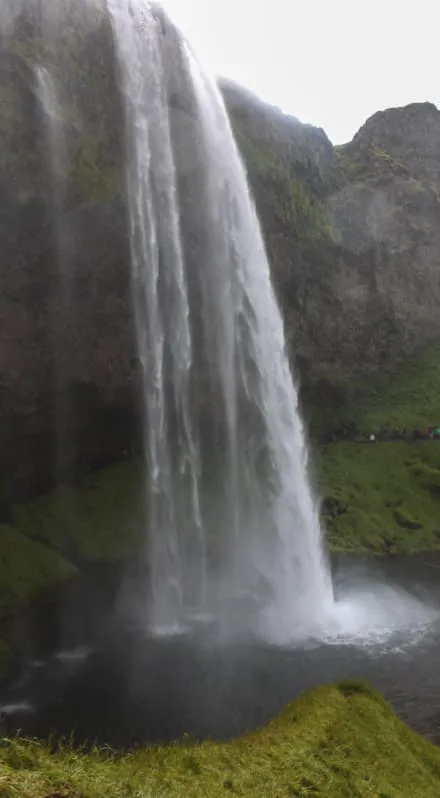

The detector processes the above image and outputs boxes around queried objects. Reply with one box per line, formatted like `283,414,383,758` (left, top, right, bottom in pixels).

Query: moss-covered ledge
10,458,146,564
0,458,147,678
0,524,75,678
1,681,440,796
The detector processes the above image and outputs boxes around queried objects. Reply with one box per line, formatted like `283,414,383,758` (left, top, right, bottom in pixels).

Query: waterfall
1,0,332,640
35,64,76,486
108,1,332,638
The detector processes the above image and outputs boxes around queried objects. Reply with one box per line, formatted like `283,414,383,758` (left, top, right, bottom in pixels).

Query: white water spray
108,0,332,635
3,0,437,648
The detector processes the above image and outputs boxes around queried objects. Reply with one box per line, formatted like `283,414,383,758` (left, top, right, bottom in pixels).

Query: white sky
162,0,439,144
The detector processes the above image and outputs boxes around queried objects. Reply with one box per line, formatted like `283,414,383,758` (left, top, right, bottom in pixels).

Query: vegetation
308,338,440,438
232,125,332,246
318,441,440,554
0,460,146,677
309,338,440,553
0,525,75,677
0,525,74,618
1,681,440,797
11,459,146,564
338,339,440,434
335,143,409,182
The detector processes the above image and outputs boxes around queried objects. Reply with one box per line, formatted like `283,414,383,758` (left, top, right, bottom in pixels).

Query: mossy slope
0,525,75,619
0,459,146,676
337,339,440,434
310,338,440,438
315,338,440,553
10,459,146,564
319,441,440,554
0,524,75,677
1,682,440,797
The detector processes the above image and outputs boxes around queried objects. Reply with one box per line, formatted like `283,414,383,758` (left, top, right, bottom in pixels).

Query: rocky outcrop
222,84,440,410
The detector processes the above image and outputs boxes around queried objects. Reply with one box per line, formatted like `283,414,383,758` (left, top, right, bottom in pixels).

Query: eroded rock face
222,85,440,407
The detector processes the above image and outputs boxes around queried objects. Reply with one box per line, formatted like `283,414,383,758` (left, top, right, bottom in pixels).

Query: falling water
1,0,438,659
35,66,74,479
108,0,332,637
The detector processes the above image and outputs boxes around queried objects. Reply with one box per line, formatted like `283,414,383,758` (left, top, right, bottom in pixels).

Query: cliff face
221,83,440,408
1,0,440,503
0,2,141,502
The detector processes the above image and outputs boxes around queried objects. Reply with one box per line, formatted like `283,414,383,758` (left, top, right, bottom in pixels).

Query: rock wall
0,1,141,501
1,1,440,502
222,82,440,409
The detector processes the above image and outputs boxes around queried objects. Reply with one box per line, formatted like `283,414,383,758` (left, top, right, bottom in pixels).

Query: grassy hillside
1,681,440,797
0,459,146,677
309,339,440,438
10,458,146,563
340,340,440,433
318,441,440,554
314,338,440,553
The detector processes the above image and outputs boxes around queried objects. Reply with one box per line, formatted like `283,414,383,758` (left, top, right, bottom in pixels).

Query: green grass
0,525,75,676
0,524,75,619
347,340,440,433
317,441,440,554
11,459,146,564
1,681,440,797
307,338,440,554
311,339,440,438
0,459,147,678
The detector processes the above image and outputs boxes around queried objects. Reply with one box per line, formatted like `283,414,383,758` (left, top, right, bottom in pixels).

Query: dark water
1,555,440,748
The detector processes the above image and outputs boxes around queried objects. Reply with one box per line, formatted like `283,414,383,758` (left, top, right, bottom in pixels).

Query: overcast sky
162,0,438,144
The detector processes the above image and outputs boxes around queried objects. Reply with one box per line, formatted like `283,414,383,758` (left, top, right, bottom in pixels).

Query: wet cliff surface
222,82,440,408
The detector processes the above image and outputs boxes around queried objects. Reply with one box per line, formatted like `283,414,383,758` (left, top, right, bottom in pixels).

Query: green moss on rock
335,142,409,183
1,681,440,796
232,126,332,247
0,459,147,681
0,523,75,620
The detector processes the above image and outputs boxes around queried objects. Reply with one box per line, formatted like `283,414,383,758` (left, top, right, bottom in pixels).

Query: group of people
322,424,440,444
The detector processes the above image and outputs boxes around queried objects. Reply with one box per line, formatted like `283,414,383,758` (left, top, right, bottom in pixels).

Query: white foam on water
258,579,439,651
55,646,92,663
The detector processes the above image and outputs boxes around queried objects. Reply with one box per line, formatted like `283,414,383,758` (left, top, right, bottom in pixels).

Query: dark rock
0,3,145,501
221,86,440,406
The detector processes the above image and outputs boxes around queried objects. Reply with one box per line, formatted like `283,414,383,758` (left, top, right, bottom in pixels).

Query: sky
162,0,439,144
